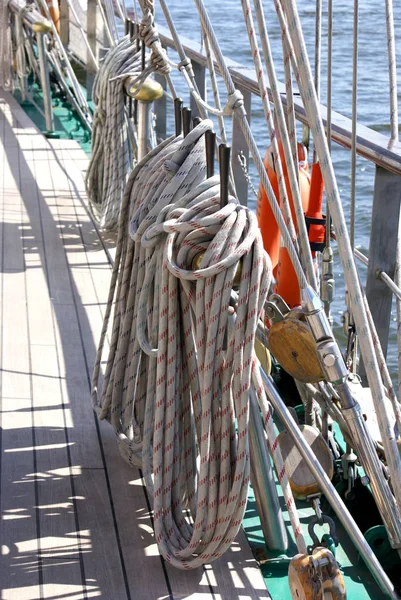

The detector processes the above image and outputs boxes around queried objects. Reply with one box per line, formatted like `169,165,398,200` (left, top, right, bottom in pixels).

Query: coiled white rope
91,120,306,565
85,37,141,230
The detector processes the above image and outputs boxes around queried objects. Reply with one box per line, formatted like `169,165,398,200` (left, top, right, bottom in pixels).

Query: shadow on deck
0,92,270,600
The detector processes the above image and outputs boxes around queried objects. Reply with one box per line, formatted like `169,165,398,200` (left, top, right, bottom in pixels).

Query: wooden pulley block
268,317,324,383
289,547,346,600
277,425,334,499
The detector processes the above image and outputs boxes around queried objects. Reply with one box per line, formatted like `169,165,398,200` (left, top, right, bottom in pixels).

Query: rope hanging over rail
91,119,307,565
85,36,141,230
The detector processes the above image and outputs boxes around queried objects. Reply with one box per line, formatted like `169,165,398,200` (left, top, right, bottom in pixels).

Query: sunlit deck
0,90,270,600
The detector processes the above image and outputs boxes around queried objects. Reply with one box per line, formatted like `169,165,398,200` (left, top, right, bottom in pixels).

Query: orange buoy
257,141,310,308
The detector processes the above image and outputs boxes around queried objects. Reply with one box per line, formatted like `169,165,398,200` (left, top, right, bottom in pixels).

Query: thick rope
90,121,303,566
281,29,298,173
85,37,141,230
201,22,227,144
312,0,322,163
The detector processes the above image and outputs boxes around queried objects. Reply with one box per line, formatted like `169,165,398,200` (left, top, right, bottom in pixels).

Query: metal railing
9,0,55,132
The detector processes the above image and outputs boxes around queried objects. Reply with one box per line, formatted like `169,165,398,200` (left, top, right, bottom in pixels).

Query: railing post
137,102,152,161
15,15,27,101
361,166,401,381
231,85,251,206
59,0,69,47
154,73,167,141
36,32,54,134
190,62,206,119
249,387,288,552
86,0,97,101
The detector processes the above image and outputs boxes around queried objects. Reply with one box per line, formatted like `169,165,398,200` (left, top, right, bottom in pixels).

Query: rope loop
178,57,191,70
149,48,171,74
223,88,245,115
138,0,171,75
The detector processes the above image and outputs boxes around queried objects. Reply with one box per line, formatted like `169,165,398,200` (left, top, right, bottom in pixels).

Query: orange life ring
257,141,310,308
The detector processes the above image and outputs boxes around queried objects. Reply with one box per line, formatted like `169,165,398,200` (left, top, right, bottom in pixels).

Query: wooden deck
0,90,270,600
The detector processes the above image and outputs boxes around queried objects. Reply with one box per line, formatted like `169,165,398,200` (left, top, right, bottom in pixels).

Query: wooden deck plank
0,89,269,600
41,141,170,599
0,105,41,600
29,134,133,599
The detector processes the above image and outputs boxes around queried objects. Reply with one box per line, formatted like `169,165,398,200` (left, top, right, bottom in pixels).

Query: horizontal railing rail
157,24,401,178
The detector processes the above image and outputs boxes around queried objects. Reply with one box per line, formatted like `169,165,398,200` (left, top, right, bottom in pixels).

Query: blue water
153,0,401,376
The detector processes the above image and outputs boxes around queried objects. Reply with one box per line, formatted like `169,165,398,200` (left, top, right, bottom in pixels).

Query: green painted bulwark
14,82,92,155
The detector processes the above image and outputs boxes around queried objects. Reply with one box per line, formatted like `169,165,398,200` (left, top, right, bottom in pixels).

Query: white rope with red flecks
91,119,306,565
85,36,141,231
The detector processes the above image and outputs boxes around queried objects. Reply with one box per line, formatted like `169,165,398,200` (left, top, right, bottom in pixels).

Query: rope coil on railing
85,36,141,230
91,120,307,565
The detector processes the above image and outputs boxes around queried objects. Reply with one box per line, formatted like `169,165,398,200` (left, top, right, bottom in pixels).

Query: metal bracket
265,294,290,324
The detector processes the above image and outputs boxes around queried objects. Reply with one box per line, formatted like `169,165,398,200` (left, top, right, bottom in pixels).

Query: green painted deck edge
13,84,92,156
242,419,389,599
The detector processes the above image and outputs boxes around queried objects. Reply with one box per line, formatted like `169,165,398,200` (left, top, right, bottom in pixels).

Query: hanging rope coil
91,121,300,567
85,36,141,230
